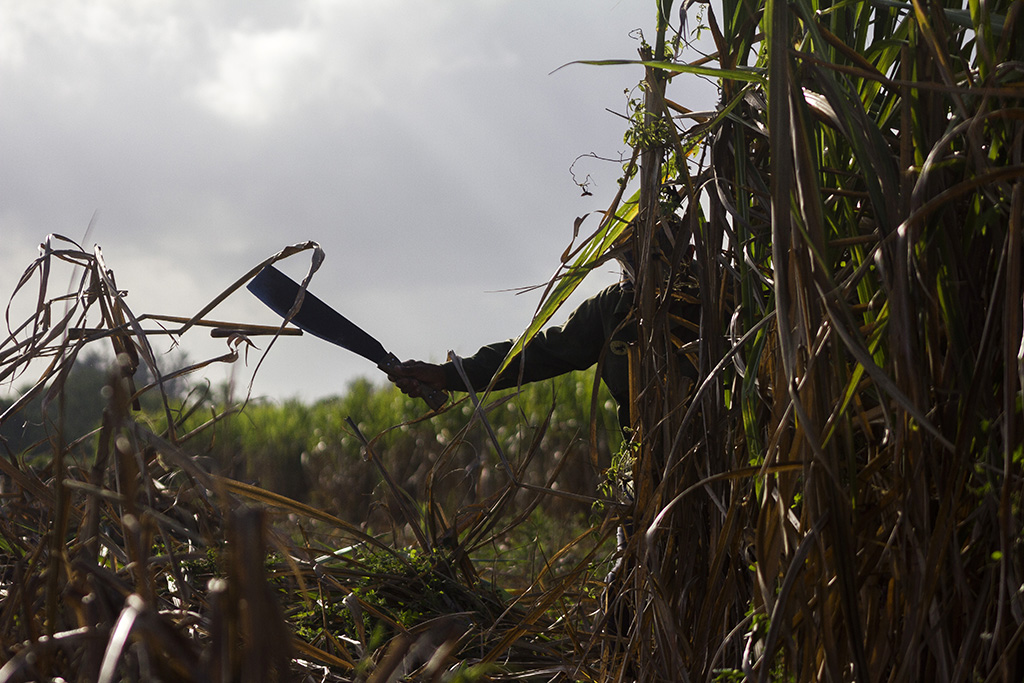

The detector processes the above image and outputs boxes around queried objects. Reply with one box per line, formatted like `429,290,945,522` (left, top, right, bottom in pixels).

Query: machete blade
247,265,389,364
246,265,447,411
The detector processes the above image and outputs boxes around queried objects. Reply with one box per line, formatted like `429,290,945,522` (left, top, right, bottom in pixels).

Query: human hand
387,360,447,399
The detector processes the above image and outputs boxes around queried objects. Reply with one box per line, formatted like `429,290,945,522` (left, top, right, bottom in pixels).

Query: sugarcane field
2,1,1024,681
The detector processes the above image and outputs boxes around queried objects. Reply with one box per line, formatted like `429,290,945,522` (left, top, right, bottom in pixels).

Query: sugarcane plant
535,0,1024,679
2,1,1022,681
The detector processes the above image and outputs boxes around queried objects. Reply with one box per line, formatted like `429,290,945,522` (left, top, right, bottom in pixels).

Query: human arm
388,284,627,398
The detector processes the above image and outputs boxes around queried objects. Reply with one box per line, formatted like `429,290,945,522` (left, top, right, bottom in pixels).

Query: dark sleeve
441,284,623,392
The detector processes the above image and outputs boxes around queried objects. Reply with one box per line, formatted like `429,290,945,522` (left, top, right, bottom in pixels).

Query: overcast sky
1,1,718,403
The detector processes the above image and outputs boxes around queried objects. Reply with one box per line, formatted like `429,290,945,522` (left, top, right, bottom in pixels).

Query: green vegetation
2,1,1023,681
173,373,619,521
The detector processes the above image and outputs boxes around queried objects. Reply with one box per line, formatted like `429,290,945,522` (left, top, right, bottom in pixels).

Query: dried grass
0,237,621,681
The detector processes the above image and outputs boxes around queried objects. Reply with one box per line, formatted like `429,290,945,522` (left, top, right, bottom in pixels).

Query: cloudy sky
1,1,718,403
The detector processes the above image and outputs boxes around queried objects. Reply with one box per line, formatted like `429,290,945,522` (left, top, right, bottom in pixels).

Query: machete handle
378,354,448,412
419,385,449,411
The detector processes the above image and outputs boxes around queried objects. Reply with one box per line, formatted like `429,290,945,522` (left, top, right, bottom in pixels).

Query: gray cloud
1,0,717,401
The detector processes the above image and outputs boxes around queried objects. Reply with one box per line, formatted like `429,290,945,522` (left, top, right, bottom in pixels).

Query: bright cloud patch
193,27,322,126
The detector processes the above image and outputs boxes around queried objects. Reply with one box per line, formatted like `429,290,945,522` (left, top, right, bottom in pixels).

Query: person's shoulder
583,280,629,307
598,280,631,297
559,281,629,322
586,280,632,319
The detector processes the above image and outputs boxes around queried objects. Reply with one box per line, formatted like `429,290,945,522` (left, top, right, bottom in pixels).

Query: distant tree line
1,350,189,460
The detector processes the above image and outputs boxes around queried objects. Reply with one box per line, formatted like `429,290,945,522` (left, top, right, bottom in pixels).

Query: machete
247,265,447,411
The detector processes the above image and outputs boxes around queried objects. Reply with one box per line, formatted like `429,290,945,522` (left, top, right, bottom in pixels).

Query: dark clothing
440,282,699,428
441,284,634,423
